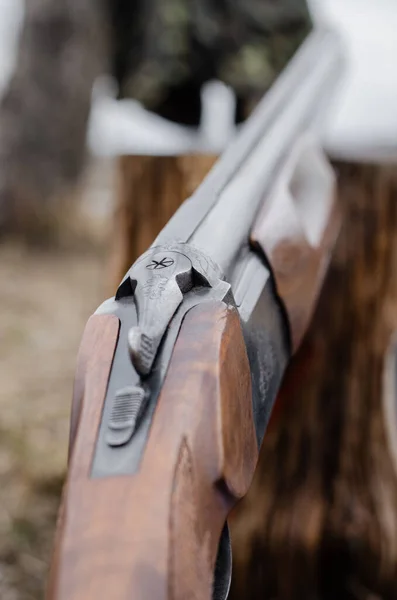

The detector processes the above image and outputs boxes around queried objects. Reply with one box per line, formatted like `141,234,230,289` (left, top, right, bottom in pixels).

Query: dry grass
0,242,105,599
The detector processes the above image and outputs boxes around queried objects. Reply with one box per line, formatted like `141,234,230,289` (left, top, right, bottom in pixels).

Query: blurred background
0,0,397,598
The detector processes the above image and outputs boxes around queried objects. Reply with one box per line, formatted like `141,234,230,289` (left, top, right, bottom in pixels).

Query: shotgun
47,28,344,600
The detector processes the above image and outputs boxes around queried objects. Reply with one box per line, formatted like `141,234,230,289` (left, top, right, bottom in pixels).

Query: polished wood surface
48,313,120,598
47,301,257,600
68,315,120,457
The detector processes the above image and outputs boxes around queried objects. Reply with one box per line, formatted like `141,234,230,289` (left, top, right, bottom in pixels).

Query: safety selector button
106,385,147,447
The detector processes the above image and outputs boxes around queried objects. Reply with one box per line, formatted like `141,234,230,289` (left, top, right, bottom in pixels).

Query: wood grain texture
68,315,120,457
48,314,120,599
47,300,257,600
69,314,120,463
107,154,217,294
230,163,397,600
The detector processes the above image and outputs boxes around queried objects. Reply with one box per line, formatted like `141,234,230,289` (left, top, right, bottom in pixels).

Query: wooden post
229,162,397,599
107,154,217,293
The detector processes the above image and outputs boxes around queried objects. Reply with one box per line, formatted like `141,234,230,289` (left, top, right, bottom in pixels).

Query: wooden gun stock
46,32,344,598
47,301,258,600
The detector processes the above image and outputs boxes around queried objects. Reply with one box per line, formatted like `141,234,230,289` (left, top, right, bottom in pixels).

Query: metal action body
47,29,344,600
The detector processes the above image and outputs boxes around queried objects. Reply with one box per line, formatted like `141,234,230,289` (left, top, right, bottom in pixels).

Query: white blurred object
87,77,236,156
197,81,236,153
0,0,24,95
310,0,397,161
87,77,195,156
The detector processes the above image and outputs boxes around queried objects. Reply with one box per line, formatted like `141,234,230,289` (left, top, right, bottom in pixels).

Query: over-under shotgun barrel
47,28,345,600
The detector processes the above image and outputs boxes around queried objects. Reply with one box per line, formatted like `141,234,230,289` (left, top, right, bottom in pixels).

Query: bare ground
0,242,105,599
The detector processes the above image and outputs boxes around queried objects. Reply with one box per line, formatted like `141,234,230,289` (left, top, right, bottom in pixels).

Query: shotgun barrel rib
47,28,345,600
